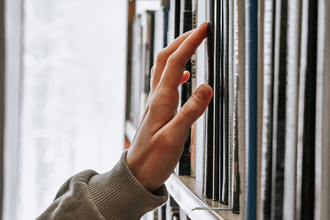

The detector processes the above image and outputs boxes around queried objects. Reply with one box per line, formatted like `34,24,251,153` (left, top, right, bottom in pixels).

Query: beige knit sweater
37,150,168,220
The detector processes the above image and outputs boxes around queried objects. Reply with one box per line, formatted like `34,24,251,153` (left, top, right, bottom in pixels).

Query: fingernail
195,85,212,101
197,22,209,37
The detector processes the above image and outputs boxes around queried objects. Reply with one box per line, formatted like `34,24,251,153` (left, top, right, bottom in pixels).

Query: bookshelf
125,0,330,220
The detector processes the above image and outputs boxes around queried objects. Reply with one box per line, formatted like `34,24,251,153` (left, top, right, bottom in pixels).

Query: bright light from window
19,1,126,219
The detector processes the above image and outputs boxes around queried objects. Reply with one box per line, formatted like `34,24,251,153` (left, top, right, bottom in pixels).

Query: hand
126,22,213,192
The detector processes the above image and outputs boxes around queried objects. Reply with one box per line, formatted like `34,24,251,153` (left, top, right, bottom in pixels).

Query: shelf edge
165,174,226,220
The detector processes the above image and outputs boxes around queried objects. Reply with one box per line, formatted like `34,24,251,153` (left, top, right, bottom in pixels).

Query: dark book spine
175,0,181,38
296,0,317,219
221,0,230,206
163,6,170,47
213,0,222,201
178,0,192,176
244,0,258,218
203,0,215,198
270,0,287,219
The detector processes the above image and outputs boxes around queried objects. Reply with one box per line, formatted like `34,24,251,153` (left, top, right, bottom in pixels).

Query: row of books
257,0,330,219
127,0,242,215
126,0,330,219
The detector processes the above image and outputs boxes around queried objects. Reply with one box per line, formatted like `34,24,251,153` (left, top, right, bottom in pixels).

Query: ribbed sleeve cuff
88,150,168,220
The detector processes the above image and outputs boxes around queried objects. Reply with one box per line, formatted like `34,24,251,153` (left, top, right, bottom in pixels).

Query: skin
126,22,213,192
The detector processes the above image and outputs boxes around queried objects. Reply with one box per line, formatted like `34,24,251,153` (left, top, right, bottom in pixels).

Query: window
10,1,127,219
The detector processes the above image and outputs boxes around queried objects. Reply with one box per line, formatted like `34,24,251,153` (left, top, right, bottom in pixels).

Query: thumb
169,84,213,134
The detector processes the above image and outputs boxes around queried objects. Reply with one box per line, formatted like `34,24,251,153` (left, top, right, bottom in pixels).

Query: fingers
180,71,190,85
159,22,208,90
166,84,213,137
150,30,194,93
146,70,190,107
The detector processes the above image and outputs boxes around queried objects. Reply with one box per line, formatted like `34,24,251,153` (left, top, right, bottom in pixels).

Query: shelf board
165,174,240,220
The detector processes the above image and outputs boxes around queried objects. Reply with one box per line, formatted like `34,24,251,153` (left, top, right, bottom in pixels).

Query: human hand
126,22,213,192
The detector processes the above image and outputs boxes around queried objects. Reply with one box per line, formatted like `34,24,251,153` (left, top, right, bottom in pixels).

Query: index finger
159,22,208,90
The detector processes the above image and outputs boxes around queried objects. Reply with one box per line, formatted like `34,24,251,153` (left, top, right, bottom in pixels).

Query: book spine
259,0,275,219
283,0,302,218
224,0,233,205
270,0,287,219
154,7,165,65
140,11,155,121
196,0,206,184
237,0,246,216
244,0,258,218
163,6,170,47
296,0,317,219
130,15,143,129
230,0,240,210
221,0,230,206
178,0,193,176
212,0,222,201
190,0,198,178
203,0,215,198
314,1,330,219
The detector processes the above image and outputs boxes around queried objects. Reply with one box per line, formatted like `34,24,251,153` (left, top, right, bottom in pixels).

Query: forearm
37,150,168,220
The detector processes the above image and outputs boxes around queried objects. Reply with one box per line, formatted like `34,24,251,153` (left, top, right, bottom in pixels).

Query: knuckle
150,66,155,75
180,101,195,118
156,50,167,64
167,54,181,66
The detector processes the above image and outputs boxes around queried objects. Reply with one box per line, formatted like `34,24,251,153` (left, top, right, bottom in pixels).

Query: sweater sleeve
36,150,168,220
88,150,168,220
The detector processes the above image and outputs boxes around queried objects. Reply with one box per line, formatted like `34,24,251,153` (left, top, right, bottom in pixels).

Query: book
236,0,246,216
163,6,170,47
244,0,258,218
256,1,265,218
140,11,155,120
154,7,165,65
169,0,182,175
225,0,234,206
282,0,302,219
221,0,230,206
166,196,180,220
178,0,193,176
130,15,143,129
203,0,215,198
230,0,240,210
259,0,275,219
125,0,135,124
212,0,222,201
295,0,317,219
195,0,207,185
270,0,287,219
314,1,330,219
190,0,198,178
168,0,181,44
157,205,166,220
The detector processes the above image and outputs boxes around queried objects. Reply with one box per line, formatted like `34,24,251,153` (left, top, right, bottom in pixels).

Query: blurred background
2,0,128,219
